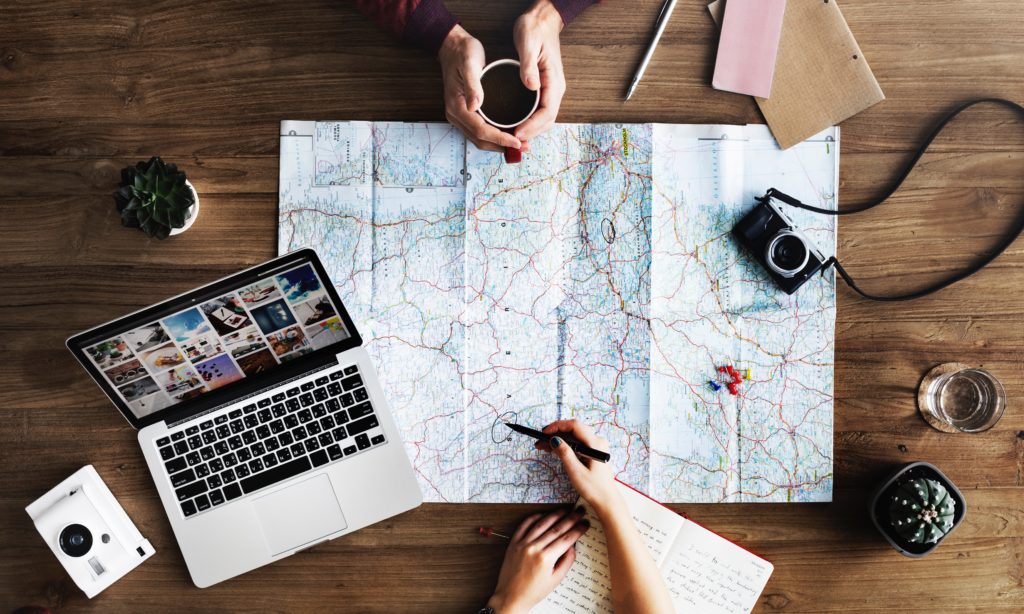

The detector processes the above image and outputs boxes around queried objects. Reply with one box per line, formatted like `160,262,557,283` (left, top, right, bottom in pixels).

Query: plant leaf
152,201,169,226
169,208,186,228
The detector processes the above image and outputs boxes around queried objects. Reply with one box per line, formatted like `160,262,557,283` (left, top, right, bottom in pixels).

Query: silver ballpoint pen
625,0,679,101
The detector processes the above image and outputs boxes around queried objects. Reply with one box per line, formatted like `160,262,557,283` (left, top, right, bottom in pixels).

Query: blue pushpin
708,380,722,391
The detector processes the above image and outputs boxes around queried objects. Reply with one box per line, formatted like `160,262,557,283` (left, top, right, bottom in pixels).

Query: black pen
504,422,611,463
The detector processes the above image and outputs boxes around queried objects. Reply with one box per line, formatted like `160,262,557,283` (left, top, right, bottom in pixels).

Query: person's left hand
485,508,590,614
512,0,567,148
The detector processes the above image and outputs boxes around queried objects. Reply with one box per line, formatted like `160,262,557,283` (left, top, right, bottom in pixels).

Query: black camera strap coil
762,97,1024,302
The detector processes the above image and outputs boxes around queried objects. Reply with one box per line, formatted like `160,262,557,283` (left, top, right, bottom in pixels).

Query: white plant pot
170,180,200,236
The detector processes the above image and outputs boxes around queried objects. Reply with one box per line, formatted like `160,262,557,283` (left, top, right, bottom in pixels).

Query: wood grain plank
2,1,1021,156
5,0,1024,51
745,537,1024,612
3,45,1021,139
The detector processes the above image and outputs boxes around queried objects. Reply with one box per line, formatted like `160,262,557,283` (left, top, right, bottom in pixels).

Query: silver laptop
67,249,422,587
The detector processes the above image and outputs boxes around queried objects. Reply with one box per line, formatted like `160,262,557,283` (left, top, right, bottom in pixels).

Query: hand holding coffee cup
478,59,541,163
436,4,566,158
437,26,524,156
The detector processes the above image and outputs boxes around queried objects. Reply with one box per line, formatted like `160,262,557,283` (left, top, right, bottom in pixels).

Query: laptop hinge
167,360,339,429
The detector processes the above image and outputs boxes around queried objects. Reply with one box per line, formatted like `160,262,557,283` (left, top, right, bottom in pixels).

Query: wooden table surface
2,0,1023,611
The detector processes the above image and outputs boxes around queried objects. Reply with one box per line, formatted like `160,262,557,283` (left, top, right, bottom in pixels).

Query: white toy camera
25,465,154,598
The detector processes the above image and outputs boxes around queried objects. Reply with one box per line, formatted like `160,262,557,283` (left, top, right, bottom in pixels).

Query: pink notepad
712,0,787,98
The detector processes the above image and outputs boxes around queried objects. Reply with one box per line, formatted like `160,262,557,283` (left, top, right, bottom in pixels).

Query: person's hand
512,0,567,144
438,25,522,153
536,420,620,514
486,508,590,614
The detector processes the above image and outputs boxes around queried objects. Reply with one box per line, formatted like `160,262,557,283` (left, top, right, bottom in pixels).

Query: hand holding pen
528,419,621,514
505,422,610,463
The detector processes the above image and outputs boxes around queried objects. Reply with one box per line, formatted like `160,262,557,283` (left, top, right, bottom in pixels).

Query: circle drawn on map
491,411,518,444
601,218,616,244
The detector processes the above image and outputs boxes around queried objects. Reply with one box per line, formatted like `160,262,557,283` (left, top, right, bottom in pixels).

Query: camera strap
762,97,1024,301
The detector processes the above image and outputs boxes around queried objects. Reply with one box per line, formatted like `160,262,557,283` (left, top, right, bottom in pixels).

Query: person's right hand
438,25,523,154
537,419,620,512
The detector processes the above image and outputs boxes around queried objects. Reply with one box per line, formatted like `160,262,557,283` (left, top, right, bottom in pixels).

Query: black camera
732,198,827,295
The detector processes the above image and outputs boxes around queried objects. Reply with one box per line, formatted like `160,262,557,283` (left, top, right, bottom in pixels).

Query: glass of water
918,363,1006,433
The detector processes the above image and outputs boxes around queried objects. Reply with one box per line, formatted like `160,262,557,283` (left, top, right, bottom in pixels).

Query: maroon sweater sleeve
352,0,459,56
550,0,599,25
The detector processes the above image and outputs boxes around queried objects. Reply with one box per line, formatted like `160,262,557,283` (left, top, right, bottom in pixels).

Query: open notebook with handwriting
534,481,773,614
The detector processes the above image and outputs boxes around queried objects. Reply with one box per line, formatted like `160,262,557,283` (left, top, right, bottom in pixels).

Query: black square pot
868,461,966,557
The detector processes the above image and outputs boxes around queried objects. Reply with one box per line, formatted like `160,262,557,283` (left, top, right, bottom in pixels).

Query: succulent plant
887,477,956,544
114,156,195,239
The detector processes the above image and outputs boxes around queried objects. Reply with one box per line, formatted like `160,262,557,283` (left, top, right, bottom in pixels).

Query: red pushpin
727,383,740,396
478,526,511,540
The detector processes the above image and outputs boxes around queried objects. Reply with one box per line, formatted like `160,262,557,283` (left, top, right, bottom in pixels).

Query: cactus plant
114,156,196,239
887,477,956,544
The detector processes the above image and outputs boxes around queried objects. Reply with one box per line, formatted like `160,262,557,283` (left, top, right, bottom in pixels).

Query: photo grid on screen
84,263,351,419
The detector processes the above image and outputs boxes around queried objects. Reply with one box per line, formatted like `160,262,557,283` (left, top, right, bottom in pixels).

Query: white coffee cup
477,59,540,163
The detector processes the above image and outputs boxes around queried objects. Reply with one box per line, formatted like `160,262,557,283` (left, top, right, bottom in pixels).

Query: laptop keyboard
153,363,386,518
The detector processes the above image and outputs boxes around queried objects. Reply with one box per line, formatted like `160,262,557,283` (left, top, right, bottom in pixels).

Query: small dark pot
869,461,966,557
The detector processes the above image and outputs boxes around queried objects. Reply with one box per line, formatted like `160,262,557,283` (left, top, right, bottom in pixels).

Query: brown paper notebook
709,0,884,149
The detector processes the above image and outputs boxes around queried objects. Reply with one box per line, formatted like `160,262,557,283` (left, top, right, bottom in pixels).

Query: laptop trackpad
252,474,347,556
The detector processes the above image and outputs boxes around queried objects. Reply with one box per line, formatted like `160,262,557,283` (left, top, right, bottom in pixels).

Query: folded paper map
278,121,837,503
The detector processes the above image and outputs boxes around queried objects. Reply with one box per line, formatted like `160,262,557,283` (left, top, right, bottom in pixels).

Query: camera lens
766,231,809,278
58,523,93,558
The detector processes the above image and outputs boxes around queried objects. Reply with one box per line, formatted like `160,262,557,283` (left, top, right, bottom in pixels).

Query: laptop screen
67,250,361,429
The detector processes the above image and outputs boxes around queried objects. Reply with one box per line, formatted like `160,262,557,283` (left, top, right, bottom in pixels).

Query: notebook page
661,520,773,614
533,482,686,614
